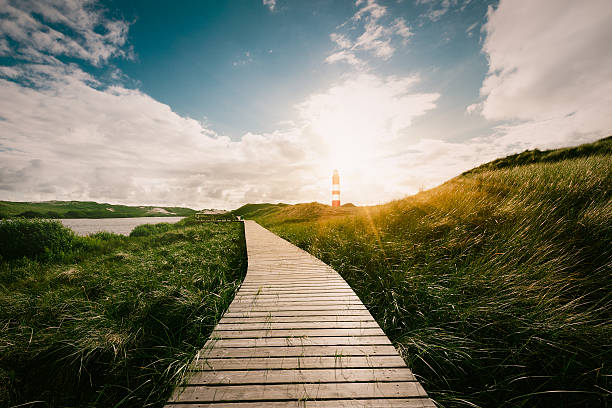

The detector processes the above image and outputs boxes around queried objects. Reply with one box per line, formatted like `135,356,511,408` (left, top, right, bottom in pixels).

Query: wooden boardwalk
167,220,434,407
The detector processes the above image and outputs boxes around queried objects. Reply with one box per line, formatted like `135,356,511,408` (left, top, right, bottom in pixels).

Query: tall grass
0,220,247,407
249,155,611,407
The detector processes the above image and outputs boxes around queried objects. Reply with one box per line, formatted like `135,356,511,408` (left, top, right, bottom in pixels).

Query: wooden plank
222,309,374,318
245,272,338,275
239,285,352,291
240,282,349,286
227,306,368,313
232,296,362,303
241,280,348,285
237,289,356,295
170,381,427,402
202,345,399,358
192,355,407,370
240,283,351,288
211,328,385,339
214,321,380,330
204,336,392,348
234,291,359,302
186,367,416,384
166,399,435,408
244,276,344,279
229,302,364,307
228,301,366,309
219,315,377,324
234,293,358,299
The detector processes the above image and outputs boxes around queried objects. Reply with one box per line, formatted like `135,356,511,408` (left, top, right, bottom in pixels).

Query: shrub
88,231,124,241
129,222,174,237
0,218,76,261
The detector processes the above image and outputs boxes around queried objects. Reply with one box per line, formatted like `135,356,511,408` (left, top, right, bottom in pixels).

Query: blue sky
1,0,611,208
105,0,491,140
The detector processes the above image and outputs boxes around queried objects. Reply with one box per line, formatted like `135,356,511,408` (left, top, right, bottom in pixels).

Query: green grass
0,219,247,407
239,138,612,407
129,222,175,237
0,200,197,219
463,135,612,175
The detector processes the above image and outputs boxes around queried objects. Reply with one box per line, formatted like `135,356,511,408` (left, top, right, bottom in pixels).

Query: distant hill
233,201,360,224
0,200,197,219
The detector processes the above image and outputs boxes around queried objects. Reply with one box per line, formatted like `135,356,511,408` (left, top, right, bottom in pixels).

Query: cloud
232,51,253,67
0,64,319,207
262,0,276,12
294,73,441,204
330,33,352,49
9,0,596,210
418,0,454,22
0,0,449,208
465,21,478,37
325,50,363,66
0,58,445,207
326,1,412,66
416,0,472,22
0,0,130,66
473,0,612,149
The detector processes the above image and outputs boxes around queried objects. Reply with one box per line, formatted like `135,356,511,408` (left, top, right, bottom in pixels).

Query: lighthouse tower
332,169,340,207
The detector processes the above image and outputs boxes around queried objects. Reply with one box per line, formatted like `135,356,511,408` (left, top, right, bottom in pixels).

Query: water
60,217,185,236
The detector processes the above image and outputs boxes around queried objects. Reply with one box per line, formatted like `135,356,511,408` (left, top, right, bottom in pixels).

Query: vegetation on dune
463,135,612,175
232,202,290,219
240,139,612,407
0,200,197,219
233,202,358,225
194,212,240,222
0,218,247,407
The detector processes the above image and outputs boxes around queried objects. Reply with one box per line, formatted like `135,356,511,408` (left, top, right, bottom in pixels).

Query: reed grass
0,220,246,407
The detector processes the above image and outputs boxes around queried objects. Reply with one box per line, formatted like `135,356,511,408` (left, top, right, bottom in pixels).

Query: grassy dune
0,219,246,407
0,200,197,219
237,139,612,407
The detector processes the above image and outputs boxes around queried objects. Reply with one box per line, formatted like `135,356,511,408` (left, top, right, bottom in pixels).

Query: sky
0,0,611,209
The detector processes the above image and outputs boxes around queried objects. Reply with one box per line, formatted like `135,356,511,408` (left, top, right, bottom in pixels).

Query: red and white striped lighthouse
332,169,340,207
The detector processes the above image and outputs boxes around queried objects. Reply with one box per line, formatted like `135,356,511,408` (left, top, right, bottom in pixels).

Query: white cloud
330,33,352,49
353,0,387,21
325,50,363,66
418,0,455,22
232,51,253,67
0,0,130,66
263,0,276,12
0,60,445,207
326,0,413,66
465,21,478,37
0,0,438,208
417,0,472,22
11,0,604,210
393,18,413,44
474,0,612,149
294,73,441,204
0,65,318,208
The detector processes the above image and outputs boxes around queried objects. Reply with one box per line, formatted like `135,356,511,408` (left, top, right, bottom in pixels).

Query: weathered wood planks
166,220,434,407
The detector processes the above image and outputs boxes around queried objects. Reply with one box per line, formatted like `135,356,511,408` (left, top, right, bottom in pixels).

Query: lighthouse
332,169,340,207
